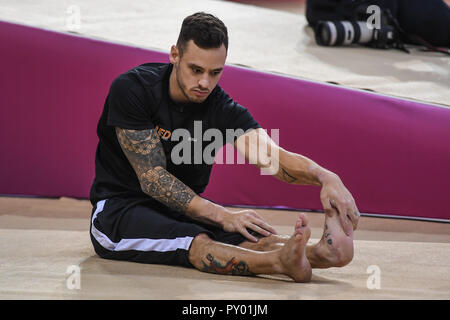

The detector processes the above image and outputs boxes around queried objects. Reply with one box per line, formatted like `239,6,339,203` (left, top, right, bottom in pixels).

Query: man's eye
193,68,202,74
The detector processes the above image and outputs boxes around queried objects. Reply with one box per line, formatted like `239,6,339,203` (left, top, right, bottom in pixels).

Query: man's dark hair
176,12,228,56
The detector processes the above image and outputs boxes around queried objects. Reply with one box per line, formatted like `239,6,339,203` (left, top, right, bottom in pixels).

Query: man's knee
188,233,213,268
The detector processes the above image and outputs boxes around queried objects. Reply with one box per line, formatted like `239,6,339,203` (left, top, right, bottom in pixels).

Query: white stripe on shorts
91,199,194,252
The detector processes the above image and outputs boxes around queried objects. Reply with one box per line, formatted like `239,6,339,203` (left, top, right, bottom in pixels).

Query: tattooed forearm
116,127,195,212
201,254,255,276
140,167,195,212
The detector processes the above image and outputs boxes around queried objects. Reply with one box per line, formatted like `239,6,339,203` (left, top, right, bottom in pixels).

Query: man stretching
89,12,360,282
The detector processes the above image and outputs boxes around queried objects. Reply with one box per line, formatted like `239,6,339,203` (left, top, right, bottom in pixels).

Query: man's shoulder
116,62,169,83
109,63,171,100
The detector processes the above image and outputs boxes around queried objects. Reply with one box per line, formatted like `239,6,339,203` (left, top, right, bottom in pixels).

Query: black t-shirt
89,63,261,207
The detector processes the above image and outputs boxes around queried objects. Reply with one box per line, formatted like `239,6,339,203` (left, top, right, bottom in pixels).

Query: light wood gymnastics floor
0,196,449,300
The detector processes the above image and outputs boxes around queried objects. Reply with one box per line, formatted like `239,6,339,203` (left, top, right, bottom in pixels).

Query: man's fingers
323,199,336,217
340,214,352,236
239,226,258,242
331,200,352,236
246,221,272,237
346,211,357,232
245,211,278,235
344,200,360,231
349,209,359,230
257,220,278,235
353,205,360,230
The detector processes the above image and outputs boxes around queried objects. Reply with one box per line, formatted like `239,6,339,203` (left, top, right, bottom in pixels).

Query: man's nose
198,75,210,89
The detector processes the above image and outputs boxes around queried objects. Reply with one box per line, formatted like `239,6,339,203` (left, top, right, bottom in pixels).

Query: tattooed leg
189,214,312,283
189,234,279,277
201,254,255,276
306,210,354,268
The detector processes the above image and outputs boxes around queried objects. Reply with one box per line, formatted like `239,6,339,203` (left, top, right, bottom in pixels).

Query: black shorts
89,197,248,268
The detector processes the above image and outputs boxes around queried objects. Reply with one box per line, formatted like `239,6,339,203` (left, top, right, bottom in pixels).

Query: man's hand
221,209,278,242
320,174,360,236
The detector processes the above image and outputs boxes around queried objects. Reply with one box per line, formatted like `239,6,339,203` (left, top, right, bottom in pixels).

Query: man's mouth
193,89,209,97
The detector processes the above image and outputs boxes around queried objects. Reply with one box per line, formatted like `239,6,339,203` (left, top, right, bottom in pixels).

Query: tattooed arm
234,128,360,234
116,127,195,212
116,127,222,223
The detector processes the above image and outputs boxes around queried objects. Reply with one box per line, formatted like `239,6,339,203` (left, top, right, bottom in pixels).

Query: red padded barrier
1,21,449,221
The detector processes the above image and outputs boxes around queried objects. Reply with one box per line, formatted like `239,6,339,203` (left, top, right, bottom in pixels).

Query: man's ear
169,45,180,65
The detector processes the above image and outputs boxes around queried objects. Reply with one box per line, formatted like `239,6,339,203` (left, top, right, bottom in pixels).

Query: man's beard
176,65,206,103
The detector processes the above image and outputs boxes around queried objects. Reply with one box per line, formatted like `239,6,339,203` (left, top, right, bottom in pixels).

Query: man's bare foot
278,213,312,283
307,211,354,268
